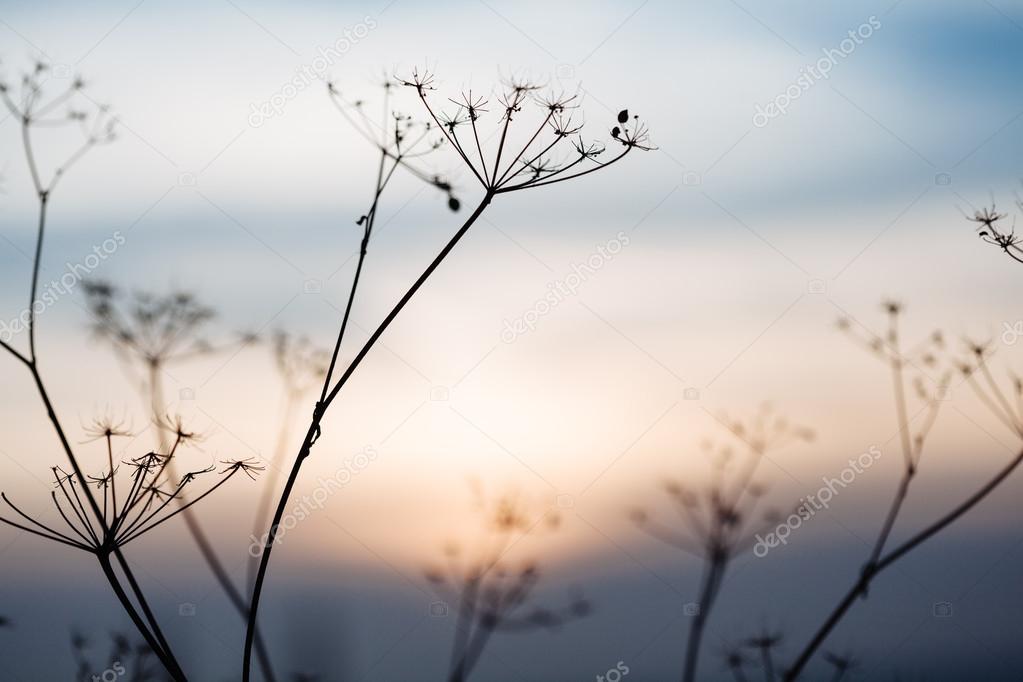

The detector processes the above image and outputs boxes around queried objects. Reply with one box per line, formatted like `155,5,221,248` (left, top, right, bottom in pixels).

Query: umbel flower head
967,194,1023,265
0,415,260,554
395,68,654,195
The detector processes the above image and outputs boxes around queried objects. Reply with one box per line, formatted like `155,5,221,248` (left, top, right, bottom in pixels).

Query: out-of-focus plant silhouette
424,484,589,682
70,630,168,682
632,405,813,682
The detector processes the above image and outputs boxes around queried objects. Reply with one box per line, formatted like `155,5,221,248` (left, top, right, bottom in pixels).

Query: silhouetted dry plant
242,69,651,679
328,77,460,212
968,194,1022,264
424,486,588,682
783,302,1023,680
0,63,253,680
632,405,813,682
0,413,257,677
80,281,277,679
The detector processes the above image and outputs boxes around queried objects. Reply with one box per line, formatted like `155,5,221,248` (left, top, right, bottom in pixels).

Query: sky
1,0,1023,680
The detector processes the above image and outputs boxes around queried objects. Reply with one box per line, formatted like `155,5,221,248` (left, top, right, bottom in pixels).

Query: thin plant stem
682,554,726,682
1,103,188,680
784,446,1023,680
243,192,495,680
98,552,184,679
147,362,277,681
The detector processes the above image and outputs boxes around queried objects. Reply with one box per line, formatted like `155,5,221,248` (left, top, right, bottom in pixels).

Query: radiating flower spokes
396,67,653,196
0,416,259,554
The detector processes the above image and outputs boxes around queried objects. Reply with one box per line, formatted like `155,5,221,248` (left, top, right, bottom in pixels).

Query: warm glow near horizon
2,1,1023,680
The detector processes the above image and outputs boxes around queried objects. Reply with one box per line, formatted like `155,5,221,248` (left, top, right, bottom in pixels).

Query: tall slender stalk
785,311,1020,680
0,66,244,681
681,554,726,682
243,191,494,679
242,71,650,679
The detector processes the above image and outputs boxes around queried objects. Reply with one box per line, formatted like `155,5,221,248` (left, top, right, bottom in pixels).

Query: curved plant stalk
242,70,651,680
0,66,191,680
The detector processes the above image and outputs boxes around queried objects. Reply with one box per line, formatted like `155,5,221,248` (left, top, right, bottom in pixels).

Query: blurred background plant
248,330,330,589
70,630,167,682
784,304,1023,680
424,483,589,682
632,405,813,682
